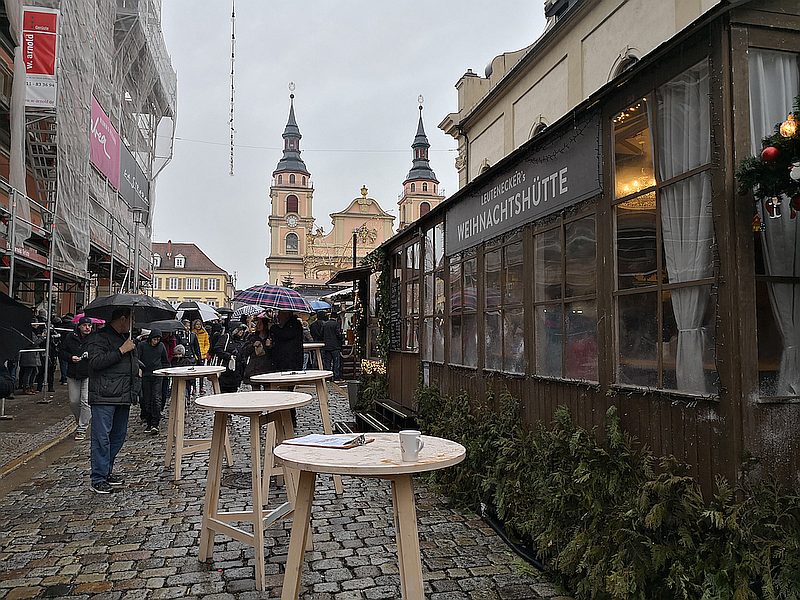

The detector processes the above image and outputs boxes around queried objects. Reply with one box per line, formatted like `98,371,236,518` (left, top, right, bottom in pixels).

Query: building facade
265,95,395,286
380,0,800,494
151,241,232,309
0,0,175,315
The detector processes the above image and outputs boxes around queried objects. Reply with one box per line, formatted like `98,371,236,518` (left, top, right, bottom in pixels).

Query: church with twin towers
264,92,443,286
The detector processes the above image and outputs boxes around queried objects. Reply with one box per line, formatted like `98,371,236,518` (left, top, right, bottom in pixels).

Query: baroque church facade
264,95,442,286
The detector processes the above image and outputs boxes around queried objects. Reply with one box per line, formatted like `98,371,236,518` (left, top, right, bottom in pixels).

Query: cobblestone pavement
0,381,572,599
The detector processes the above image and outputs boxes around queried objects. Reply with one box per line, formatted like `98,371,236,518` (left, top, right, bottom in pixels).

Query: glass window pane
535,228,562,301
422,318,432,362
433,315,445,363
504,307,525,374
406,245,414,270
535,304,562,377
412,241,420,271
434,223,445,269
485,310,502,371
661,285,717,395
424,229,435,273
435,271,446,315
463,313,478,367
617,292,658,387
505,241,524,304
485,249,501,308
613,99,655,199
463,257,477,298
450,314,462,364
565,301,598,381
616,197,657,290
450,262,462,314
424,273,434,315
566,216,596,297
756,280,784,396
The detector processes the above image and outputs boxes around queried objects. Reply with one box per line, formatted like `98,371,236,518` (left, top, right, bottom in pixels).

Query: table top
154,365,226,377
195,391,312,413
303,342,324,349
274,433,466,476
250,369,333,384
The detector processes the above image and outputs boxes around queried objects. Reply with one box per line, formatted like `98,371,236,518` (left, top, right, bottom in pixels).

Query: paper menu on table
282,433,371,449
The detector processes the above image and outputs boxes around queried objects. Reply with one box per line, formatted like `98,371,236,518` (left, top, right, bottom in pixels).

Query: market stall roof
326,266,373,285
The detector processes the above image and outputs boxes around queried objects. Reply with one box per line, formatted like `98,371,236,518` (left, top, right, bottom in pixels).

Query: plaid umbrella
234,285,314,314
232,304,265,319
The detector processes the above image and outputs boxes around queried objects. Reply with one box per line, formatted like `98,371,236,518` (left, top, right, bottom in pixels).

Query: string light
229,0,236,176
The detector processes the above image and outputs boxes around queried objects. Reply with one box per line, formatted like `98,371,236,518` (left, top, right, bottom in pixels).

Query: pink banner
90,96,120,189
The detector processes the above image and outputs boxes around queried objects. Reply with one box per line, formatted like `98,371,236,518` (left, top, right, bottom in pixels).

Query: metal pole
109,218,115,295
8,189,17,295
133,219,140,293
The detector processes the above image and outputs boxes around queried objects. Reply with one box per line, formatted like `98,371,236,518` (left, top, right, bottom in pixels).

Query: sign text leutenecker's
445,111,601,255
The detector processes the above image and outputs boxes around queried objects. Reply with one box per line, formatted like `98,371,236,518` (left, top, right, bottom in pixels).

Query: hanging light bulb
780,113,797,138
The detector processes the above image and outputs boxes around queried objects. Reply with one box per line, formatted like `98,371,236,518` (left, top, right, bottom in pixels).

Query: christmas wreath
735,94,800,216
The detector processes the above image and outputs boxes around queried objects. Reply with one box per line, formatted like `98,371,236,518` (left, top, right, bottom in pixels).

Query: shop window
286,195,299,214
286,233,298,254
749,48,800,398
534,216,597,381
449,252,478,367
485,236,524,374
613,59,717,396
421,222,445,362
403,240,420,351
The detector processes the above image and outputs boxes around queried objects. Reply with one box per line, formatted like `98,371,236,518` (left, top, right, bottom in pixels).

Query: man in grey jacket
87,307,140,494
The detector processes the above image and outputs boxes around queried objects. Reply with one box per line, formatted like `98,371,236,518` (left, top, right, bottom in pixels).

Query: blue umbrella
309,300,331,311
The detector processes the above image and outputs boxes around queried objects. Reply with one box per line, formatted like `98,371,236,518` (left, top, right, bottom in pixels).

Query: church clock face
286,214,299,228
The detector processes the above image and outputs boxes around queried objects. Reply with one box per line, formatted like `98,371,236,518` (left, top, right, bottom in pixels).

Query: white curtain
656,59,714,393
749,49,800,395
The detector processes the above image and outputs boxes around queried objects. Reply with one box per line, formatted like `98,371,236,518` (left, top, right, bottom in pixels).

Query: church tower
397,98,441,230
266,88,315,285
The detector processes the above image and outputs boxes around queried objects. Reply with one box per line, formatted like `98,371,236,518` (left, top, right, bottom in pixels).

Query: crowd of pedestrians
0,301,349,495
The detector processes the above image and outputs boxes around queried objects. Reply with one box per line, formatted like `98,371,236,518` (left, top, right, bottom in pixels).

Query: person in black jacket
214,324,247,393
87,307,140,494
270,311,304,372
59,316,94,441
321,310,345,381
238,317,273,385
136,328,169,434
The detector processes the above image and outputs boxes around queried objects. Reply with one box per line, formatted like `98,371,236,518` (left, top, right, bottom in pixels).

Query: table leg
315,381,343,494
173,378,187,480
249,412,266,591
208,374,234,466
199,411,228,561
314,348,323,371
391,474,424,600
261,420,277,500
165,377,184,468
280,469,316,600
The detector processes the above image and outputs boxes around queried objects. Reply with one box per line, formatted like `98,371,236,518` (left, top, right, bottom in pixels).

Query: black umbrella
83,293,176,324
216,307,234,315
138,319,185,334
0,292,34,361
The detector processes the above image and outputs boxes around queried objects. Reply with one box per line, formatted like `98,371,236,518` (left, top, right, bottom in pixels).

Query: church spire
274,86,310,176
404,102,438,184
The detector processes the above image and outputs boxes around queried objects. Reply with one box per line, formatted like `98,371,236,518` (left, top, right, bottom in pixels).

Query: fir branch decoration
735,95,800,201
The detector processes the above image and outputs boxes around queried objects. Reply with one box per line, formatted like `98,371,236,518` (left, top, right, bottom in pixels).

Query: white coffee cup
399,430,425,462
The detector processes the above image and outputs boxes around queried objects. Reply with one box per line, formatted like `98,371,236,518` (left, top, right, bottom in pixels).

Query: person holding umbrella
86,307,140,494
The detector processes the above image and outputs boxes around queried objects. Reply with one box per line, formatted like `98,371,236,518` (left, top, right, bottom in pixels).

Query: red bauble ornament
761,146,780,163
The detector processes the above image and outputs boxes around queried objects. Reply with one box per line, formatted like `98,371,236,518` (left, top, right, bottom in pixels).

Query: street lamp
129,206,145,293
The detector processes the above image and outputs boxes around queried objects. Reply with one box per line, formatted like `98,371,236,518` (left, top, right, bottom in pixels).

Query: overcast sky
154,1,547,290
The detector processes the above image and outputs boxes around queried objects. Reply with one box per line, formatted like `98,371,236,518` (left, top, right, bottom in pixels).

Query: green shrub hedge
415,385,800,600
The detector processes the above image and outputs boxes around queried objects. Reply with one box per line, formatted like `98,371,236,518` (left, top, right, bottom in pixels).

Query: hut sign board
446,111,602,255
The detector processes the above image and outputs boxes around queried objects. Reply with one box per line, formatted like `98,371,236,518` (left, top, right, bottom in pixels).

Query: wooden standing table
250,369,343,494
195,391,312,591
302,343,348,397
275,433,466,600
154,365,232,481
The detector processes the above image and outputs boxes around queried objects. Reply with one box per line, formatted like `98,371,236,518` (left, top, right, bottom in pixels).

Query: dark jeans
322,349,341,380
90,404,130,484
140,377,163,428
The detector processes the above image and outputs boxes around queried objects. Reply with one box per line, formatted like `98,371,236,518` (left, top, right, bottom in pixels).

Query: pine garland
735,95,800,201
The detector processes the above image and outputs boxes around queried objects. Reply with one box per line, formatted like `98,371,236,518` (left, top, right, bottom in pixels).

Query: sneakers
90,481,113,494
148,426,159,435
74,432,86,441
106,473,124,486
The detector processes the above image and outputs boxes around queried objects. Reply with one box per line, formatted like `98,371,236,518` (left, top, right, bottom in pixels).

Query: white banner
23,7,59,108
